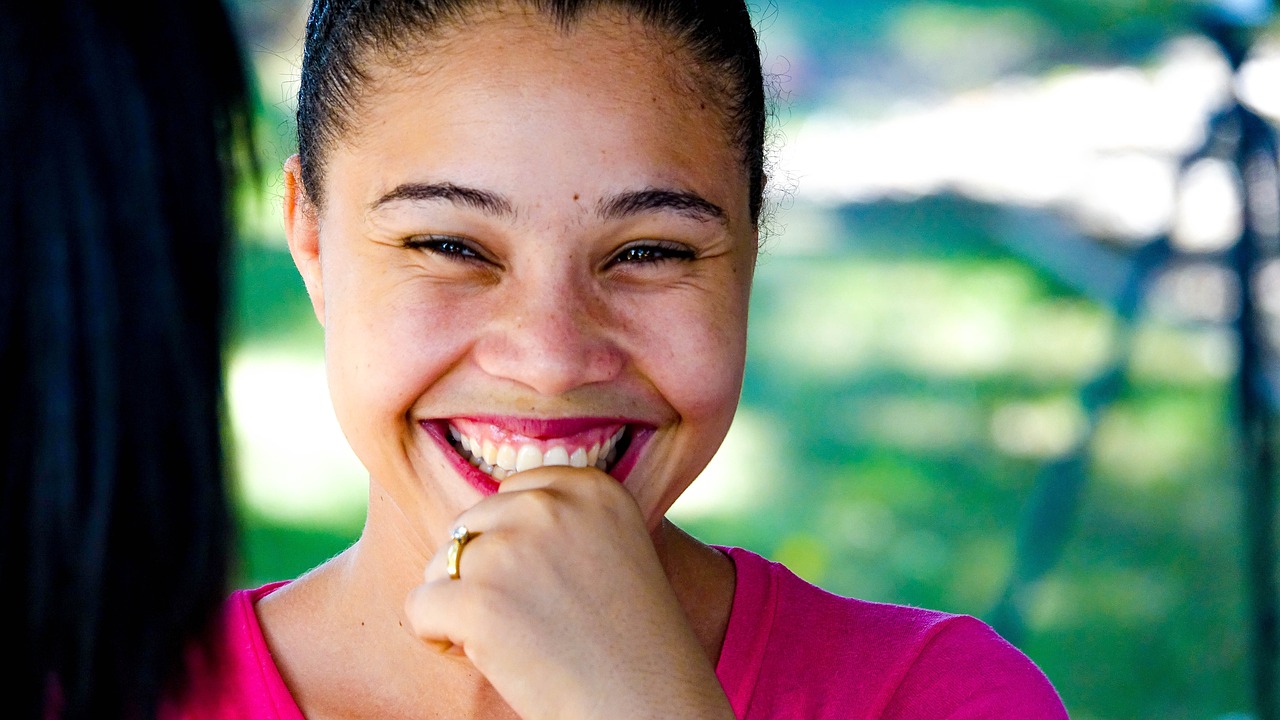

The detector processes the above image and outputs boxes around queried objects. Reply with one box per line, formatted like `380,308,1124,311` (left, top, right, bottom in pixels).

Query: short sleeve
880,615,1069,720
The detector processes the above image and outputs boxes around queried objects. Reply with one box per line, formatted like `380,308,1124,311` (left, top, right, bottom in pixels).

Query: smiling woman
176,1,1068,718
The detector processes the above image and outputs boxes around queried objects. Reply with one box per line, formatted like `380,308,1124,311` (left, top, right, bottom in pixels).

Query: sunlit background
223,1,1280,718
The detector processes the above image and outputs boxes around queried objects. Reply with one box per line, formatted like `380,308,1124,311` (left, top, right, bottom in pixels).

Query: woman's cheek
643,295,747,423
325,284,479,450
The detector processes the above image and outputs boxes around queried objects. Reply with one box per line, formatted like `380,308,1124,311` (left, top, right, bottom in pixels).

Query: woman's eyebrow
597,188,727,225
369,183,725,226
370,182,515,216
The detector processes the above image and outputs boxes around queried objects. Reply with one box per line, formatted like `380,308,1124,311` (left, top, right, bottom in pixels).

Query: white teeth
592,428,626,464
515,444,543,472
544,446,571,466
495,444,517,471
451,427,629,481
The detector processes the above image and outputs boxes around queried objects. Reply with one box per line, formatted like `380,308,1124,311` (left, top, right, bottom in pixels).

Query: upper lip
434,414,652,439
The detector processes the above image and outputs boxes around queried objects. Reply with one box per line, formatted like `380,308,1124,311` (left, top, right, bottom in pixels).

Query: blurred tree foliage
777,0,1241,60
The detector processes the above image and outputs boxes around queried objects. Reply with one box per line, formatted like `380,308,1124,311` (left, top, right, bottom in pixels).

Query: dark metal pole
1202,3,1280,713
1233,116,1279,720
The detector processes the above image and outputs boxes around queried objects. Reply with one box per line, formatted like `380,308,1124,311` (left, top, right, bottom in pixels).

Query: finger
423,522,487,583
494,465,647,535
424,483,560,582
493,464,607,494
422,496,529,583
404,579,469,657
495,465,640,523
422,466,633,584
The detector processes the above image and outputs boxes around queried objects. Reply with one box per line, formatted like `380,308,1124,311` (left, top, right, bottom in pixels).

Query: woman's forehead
360,6,714,118
325,7,749,222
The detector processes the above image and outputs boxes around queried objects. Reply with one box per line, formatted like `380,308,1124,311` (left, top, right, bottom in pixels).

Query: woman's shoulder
161,581,304,720
714,546,1068,720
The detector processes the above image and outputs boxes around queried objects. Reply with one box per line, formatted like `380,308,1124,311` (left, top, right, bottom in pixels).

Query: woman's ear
283,154,325,326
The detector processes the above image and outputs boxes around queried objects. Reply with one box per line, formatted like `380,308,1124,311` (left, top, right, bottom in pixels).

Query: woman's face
287,7,757,543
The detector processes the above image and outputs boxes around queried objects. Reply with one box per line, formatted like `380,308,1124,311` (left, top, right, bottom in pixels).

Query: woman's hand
402,467,735,720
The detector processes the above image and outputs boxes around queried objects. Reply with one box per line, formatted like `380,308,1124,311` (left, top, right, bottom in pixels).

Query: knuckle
513,485,566,524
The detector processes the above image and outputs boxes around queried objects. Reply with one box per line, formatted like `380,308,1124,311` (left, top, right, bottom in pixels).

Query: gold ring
446,525,473,580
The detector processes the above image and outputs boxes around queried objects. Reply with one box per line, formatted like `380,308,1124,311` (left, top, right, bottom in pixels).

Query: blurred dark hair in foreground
0,2,255,718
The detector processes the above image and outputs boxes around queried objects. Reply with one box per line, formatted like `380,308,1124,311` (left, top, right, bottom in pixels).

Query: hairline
299,1,754,218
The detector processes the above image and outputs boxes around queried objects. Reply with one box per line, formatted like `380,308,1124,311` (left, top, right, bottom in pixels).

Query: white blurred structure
776,35,1280,248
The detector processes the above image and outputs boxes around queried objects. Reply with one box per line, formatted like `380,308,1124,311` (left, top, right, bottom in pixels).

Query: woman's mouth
420,416,646,494
448,422,630,481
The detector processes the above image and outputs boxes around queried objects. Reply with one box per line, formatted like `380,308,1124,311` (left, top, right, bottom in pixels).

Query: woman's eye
609,242,696,266
403,235,484,261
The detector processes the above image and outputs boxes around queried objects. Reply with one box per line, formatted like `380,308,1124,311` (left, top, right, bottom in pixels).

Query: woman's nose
472,275,626,397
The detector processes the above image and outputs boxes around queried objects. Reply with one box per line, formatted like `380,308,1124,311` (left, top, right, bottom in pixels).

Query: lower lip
419,420,652,496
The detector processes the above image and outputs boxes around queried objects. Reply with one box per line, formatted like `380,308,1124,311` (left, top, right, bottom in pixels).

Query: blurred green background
222,1,1280,718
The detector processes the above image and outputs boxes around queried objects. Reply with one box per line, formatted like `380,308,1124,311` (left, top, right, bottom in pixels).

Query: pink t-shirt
170,546,1068,718
714,546,1068,718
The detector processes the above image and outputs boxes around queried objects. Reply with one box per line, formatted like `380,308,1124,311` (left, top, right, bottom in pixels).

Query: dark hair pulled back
296,0,766,223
